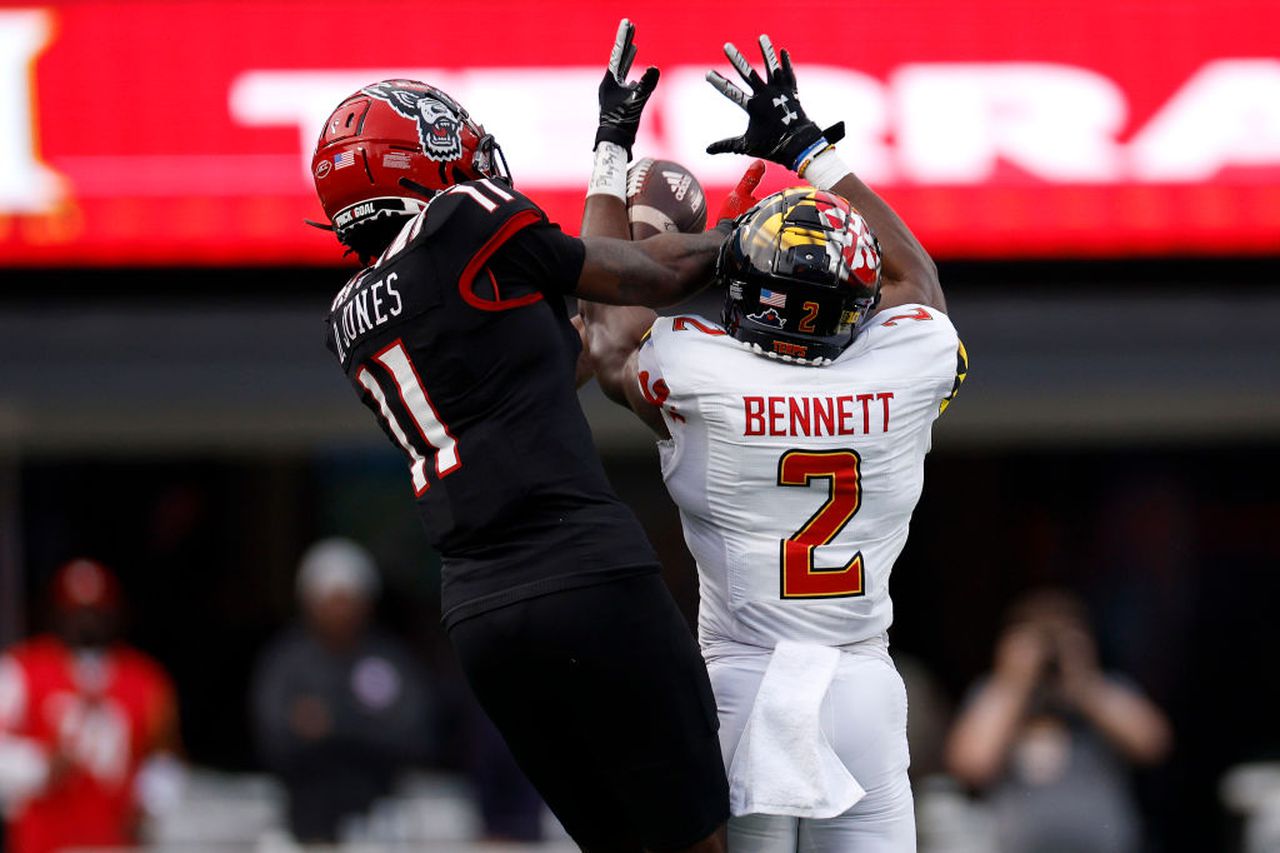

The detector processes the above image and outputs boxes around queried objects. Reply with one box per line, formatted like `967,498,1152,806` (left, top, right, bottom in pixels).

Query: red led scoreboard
1,0,1277,265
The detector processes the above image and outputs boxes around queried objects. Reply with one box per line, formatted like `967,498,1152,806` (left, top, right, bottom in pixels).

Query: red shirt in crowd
0,635,176,853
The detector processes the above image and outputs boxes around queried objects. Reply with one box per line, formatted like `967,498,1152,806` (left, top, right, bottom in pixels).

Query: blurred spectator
0,558,184,853
250,538,432,843
945,589,1172,853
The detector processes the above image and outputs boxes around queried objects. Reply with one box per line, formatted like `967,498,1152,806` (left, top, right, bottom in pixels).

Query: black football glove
595,18,660,158
705,35,844,171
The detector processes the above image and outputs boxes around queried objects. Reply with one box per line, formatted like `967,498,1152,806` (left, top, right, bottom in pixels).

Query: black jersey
325,179,658,626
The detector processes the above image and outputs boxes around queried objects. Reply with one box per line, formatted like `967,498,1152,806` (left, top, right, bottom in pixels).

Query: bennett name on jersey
742,392,894,437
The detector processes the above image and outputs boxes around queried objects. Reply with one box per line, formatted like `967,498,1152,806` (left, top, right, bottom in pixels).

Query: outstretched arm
704,36,944,313
573,19,724,435
576,183,658,414
576,228,729,308
581,16,657,250
568,18,663,397
825,170,943,313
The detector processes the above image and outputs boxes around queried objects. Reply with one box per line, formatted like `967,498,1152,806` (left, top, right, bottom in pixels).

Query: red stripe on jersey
458,209,546,312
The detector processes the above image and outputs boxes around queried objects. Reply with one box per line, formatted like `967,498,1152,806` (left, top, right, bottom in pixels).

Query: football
626,158,708,239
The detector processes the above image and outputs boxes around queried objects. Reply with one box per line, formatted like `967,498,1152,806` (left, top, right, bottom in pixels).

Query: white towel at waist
727,640,866,818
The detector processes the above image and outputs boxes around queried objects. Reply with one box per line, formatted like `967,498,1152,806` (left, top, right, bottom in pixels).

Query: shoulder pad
654,315,729,339
648,314,738,393
370,180,546,269
417,179,544,243
855,304,960,377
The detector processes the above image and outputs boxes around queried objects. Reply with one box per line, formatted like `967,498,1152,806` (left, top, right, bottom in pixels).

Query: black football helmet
716,187,882,366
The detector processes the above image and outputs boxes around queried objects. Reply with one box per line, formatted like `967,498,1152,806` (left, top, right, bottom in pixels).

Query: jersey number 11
356,340,461,496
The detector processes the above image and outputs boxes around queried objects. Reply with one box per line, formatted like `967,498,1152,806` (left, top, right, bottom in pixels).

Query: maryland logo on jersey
717,187,883,366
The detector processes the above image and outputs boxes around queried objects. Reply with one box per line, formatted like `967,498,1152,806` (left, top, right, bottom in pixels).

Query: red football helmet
310,79,510,256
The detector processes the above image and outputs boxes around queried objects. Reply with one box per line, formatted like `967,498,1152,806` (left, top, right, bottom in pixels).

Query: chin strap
303,219,334,232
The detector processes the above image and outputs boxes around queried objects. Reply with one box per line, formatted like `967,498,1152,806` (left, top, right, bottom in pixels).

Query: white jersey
637,306,965,656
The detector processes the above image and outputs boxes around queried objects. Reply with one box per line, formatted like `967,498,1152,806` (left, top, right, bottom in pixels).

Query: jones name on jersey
329,271,405,363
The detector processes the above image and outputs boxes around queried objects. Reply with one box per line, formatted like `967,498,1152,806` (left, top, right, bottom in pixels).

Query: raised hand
596,18,661,158
714,159,767,224
705,35,844,171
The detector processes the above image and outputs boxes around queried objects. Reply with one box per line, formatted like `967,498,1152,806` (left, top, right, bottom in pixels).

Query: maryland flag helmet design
716,187,882,366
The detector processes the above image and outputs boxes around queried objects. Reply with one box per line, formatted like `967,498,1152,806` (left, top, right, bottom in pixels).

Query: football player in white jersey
579,36,967,853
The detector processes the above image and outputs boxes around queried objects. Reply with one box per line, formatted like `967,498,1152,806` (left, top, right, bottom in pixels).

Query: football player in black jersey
308,23,730,853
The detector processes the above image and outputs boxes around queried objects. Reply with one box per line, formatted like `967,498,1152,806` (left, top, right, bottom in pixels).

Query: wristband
800,147,850,191
587,141,628,201
791,137,830,173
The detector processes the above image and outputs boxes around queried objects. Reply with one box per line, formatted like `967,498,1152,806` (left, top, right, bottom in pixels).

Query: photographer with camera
946,589,1171,853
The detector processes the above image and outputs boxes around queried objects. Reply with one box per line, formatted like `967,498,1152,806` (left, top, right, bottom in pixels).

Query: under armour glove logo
773,94,798,126
705,35,844,171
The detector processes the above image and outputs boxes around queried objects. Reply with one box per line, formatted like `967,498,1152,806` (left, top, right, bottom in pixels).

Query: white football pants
707,640,916,853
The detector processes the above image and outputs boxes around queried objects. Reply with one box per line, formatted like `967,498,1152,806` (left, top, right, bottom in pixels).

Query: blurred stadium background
1,0,1278,850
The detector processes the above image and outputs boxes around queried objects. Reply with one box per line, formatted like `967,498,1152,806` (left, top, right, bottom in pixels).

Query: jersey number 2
776,449,866,599
356,340,460,496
